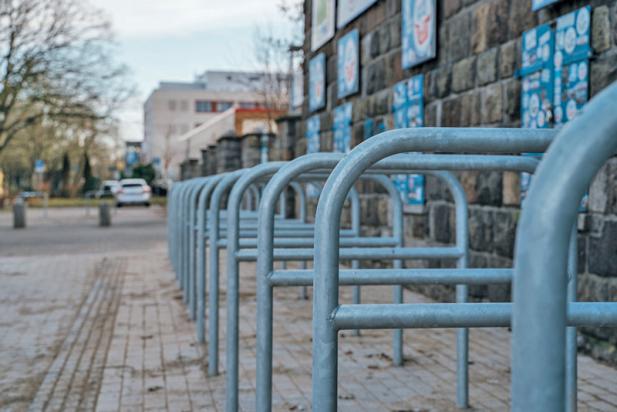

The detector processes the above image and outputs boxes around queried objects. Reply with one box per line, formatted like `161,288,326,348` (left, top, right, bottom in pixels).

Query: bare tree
0,0,133,153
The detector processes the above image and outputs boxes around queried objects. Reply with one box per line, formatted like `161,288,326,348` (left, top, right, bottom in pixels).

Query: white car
115,178,151,207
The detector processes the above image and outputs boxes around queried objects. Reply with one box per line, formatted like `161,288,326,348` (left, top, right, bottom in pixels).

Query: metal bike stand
512,83,617,412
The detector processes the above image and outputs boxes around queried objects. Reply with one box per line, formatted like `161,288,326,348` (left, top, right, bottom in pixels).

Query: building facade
143,71,279,183
299,0,617,363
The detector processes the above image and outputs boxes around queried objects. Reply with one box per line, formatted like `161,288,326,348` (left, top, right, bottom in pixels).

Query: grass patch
5,196,167,208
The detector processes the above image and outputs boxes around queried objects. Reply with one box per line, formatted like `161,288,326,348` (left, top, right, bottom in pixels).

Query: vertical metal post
566,224,578,412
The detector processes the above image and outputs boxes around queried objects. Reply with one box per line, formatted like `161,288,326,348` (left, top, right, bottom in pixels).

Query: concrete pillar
13,197,26,229
99,202,111,227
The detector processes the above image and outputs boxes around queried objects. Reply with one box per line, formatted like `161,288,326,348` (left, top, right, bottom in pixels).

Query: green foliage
131,163,156,185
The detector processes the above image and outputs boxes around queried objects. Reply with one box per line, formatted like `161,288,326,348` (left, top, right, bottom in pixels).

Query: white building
143,70,286,182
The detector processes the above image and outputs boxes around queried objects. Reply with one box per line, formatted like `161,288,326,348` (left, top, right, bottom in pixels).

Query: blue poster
393,74,424,128
402,0,437,69
532,0,560,11
333,103,352,153
391,74,425,206
306,115,321,198
553,6,591,126
520,24,553,129
363,117,387,140
309,53,326,112
306,115,321,153
337,29,360,98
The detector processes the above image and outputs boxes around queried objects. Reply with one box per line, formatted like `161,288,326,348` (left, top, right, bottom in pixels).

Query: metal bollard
98,202,111,227
13,197,26,229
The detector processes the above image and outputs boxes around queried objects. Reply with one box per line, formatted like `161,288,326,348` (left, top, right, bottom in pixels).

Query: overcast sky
90,0,291,142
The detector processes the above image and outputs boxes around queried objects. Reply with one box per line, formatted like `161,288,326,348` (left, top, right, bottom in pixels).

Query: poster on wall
311,0,335,51
402,0,437,69
391,74,425,207
291,69,304,110
337,0,378,28
520,24,554,129
532,0,560,11
309,53,326,112
337,29,360,98
553,6,591,126
333,103,353,153
363,117,387,140
306,115,321,198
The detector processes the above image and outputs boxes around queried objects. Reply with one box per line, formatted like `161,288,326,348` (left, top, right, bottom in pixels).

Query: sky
90,0,292,142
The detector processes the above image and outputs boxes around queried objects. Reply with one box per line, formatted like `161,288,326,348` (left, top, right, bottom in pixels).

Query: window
168,100,177,111
195,100,213,113
239,101,256,109
217,102,233,112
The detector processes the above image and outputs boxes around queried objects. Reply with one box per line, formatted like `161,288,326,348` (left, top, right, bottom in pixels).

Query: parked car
95,180,120,199
115,178,151,207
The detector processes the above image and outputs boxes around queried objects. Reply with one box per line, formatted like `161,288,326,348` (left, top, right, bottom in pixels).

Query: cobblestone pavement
1,207,617,411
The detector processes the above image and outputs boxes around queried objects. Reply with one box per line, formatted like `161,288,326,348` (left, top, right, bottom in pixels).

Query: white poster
337,0,378,28
311,0,335,51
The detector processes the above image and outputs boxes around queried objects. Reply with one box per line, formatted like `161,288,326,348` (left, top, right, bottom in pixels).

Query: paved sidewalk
2,207,617,411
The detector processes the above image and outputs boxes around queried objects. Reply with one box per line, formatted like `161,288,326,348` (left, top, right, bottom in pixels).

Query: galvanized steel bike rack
225,155,407,412
512,83,617,412
311,128,557,411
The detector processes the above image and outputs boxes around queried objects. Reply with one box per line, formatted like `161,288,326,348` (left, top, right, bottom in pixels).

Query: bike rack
225,156,407,412
310,128,557,411
512,83,617,412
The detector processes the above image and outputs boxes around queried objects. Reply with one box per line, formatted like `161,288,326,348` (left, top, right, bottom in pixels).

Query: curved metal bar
512,83,617,412
195,175,225,342
312,127,554,412
207,169,249,376
186,178,210,318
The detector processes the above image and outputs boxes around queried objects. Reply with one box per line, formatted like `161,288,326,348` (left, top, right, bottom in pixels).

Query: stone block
480,83,503,124
589,220,617,278
493,209,518,258
590,53,617,99
592,6,611,53
426,67,451,101
502,171,520,206
430,203,454,244
385,50,403,86
452,56,476,92
389,17,402,49
367,89,391,116
13,198,26,229
386,0,401,17
442,97,461,127
407,211,430,239
588,162,610,213
447,11,471,62
476,48,497,86
460,90,481,126
578,234,587,275
366,56,387,95
507,0,537,38
476,171,502,206
471,0,508,54
442,0,462,19
499,40,517,79
425,101,441,126
469,207,494,252
502,79,521,124
426,174,453,202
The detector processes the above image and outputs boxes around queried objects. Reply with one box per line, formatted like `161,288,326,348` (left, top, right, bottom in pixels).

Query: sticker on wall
553,6,591,126
337,0,378,29
363,117,387,140
311,0,335,52
532,0,560,12
402,0,437,69
333,103,353,153
391,74,425,207
309,53,326,112
520,24,554,129
306,115,321,198
337,29,360,98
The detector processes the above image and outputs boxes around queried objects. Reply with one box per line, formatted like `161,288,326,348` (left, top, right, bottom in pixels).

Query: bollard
13,197,26,229
99,202,111,227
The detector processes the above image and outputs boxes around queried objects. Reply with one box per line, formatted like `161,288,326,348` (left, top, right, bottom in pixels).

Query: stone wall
215,135,242,174
301,0,617,364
